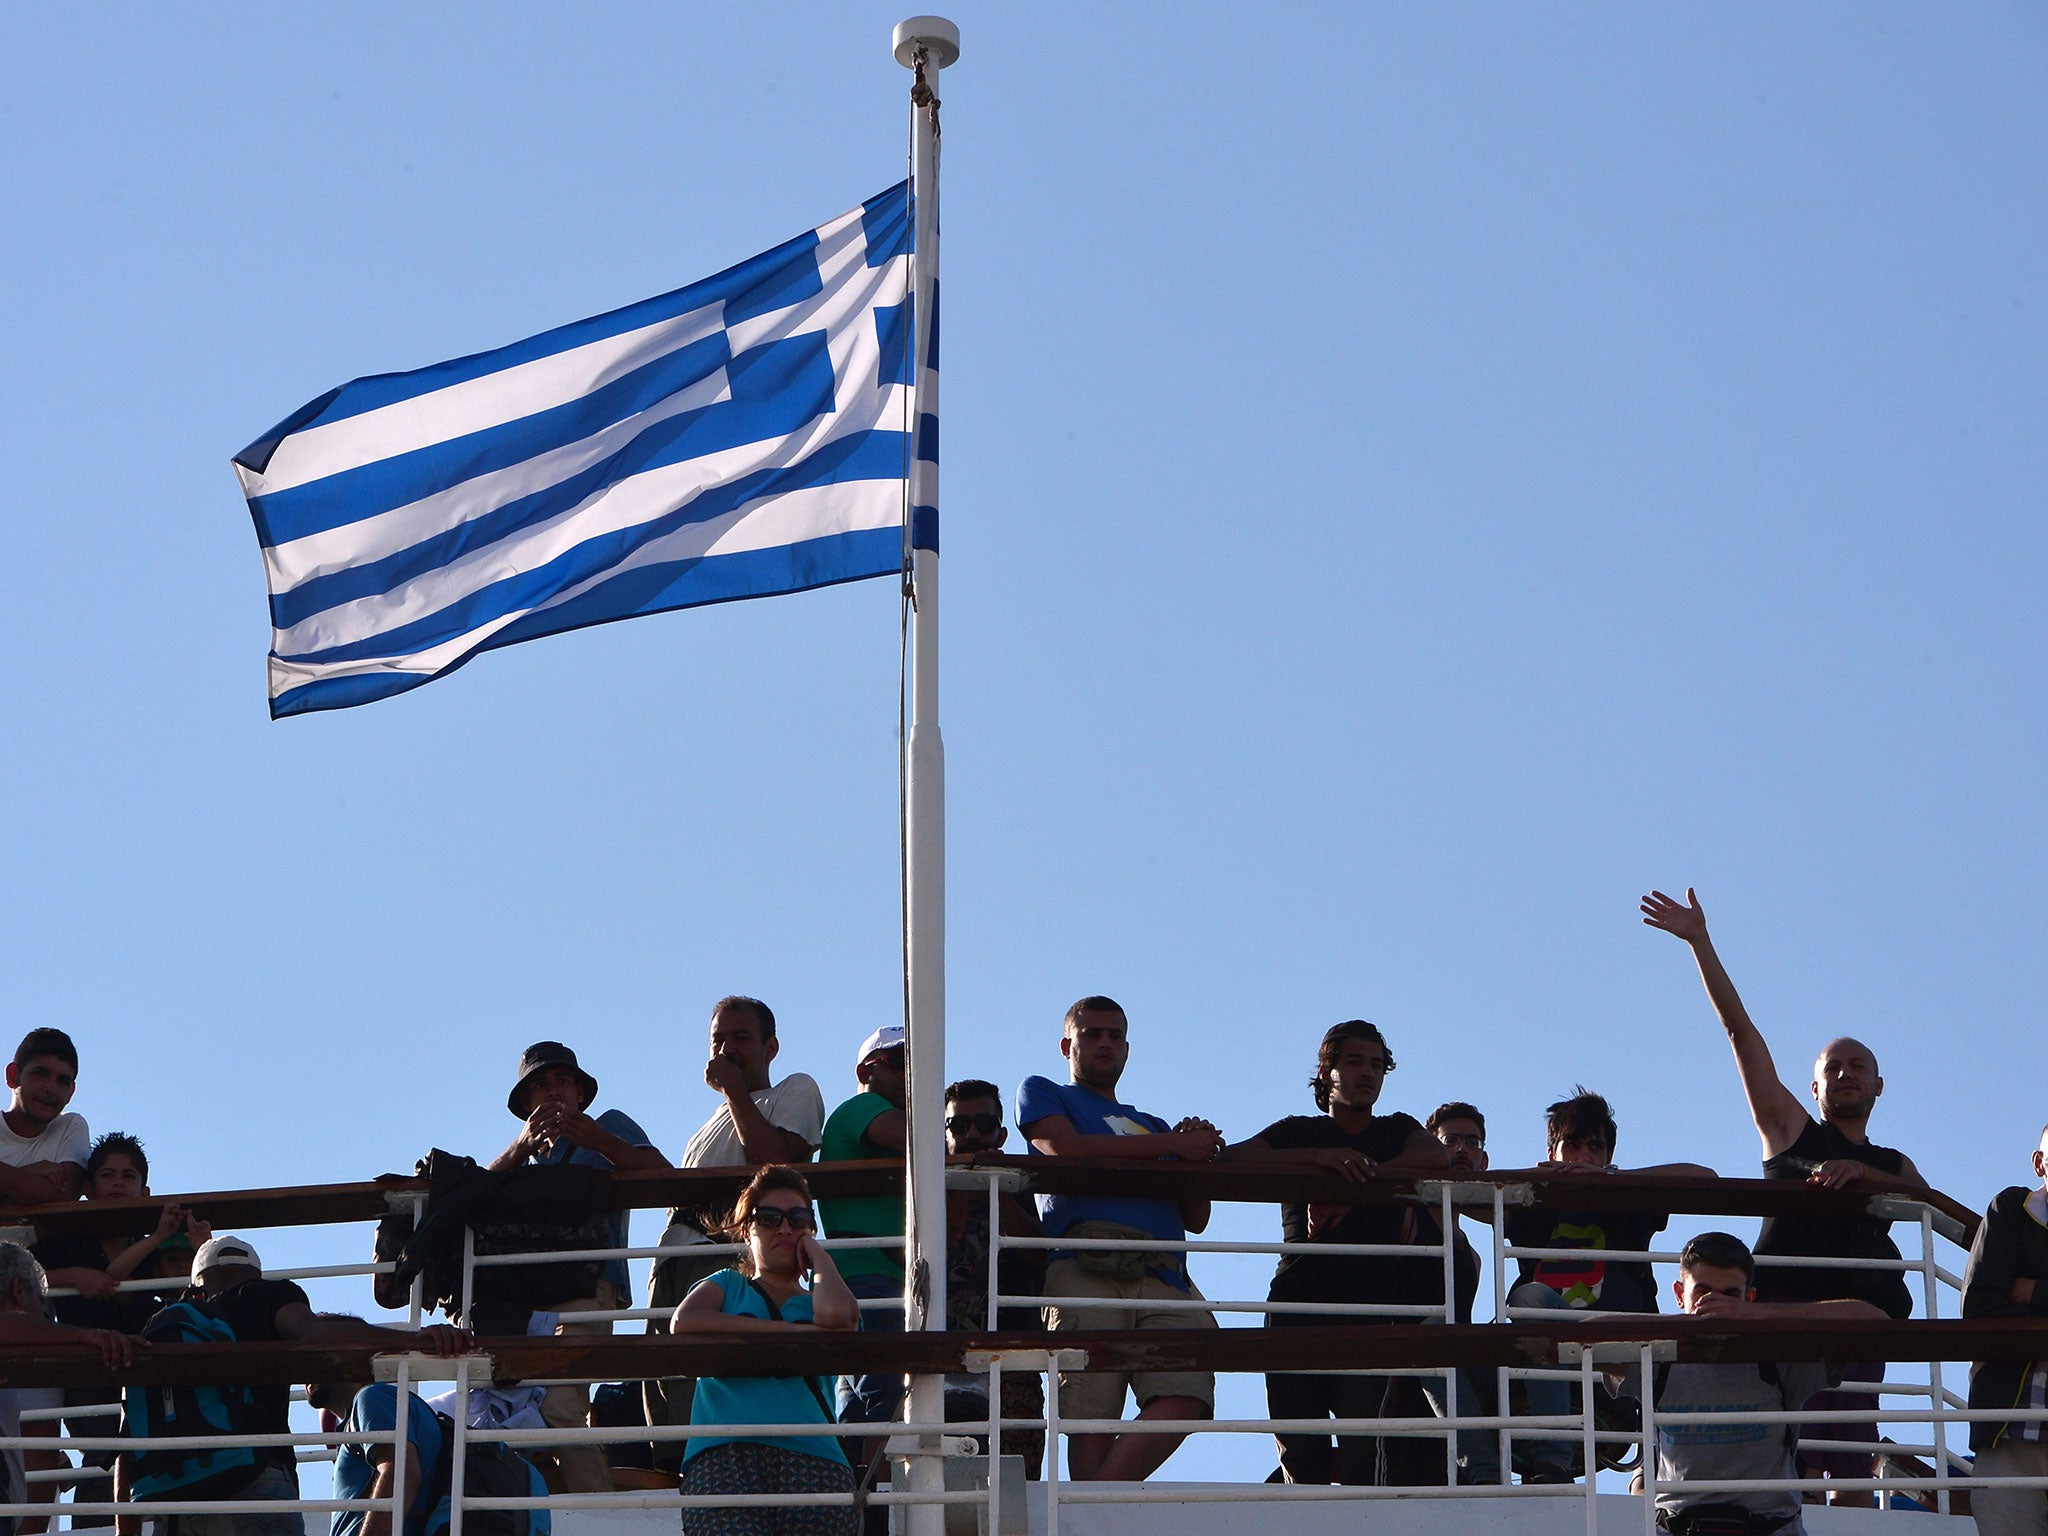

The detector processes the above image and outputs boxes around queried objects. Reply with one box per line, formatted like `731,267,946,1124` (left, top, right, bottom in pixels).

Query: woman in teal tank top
670,1165,862,1536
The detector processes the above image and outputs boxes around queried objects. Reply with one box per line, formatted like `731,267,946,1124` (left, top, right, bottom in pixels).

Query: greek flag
234,184,921,718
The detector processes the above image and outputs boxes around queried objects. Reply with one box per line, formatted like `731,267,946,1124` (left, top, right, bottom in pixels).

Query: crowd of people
0,888,2044,1536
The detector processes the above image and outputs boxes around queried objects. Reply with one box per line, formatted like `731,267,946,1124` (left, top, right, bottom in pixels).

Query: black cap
508,1041,599,1118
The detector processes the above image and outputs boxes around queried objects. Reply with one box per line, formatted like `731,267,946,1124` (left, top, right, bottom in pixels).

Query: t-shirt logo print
1537,1220,1613,1306
1101,1116,1150,1137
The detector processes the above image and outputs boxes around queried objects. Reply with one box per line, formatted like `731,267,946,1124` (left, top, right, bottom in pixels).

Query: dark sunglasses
945,1112,1003,1135
749,1206,817,1232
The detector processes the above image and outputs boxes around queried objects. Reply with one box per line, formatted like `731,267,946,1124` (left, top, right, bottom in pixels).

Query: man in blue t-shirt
490,1041,669,1493
1016,995,1224,1483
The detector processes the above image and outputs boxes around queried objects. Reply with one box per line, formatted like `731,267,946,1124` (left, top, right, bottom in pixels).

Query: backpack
123,1302,267,1502
423,1410,539,1536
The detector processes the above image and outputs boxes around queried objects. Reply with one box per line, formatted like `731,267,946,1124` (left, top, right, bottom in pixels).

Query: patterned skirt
679,1440,857,1536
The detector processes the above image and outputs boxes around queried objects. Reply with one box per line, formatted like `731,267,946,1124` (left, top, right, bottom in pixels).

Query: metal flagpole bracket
964,1349,1088,1373
1417,1179,1536,1207
893,16,961,70
945,1166,1026,1192
1557,1339,1677,1366
372,1351,496,1382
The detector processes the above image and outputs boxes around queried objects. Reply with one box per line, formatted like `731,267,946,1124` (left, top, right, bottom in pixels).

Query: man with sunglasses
942,1080,1047,1475
818,1026,912,1443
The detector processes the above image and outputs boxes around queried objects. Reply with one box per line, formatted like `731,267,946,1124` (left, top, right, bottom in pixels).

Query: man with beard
1643,887,1927,1504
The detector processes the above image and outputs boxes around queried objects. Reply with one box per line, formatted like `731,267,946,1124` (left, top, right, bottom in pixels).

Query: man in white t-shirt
642,995,825,1468
0,1031,88,1208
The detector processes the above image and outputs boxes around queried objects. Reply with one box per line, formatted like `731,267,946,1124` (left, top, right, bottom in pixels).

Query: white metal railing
0,1166,2004,1532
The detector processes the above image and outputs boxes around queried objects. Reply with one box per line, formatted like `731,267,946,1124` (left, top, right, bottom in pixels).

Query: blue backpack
124,1302,267,1502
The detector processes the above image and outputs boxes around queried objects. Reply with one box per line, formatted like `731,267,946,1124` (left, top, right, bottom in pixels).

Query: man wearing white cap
819,1024,907,1435
153,1236,467,1536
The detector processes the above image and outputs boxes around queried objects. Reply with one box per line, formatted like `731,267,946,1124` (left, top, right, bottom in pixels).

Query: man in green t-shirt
819,1024,908,1432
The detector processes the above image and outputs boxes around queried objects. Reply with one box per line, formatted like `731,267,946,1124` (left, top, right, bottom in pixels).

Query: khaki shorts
1041,1258,1217,1419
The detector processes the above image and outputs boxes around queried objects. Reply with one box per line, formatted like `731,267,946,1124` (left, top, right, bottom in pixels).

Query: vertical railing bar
391,1354,411,1536
1045,1359,1060,1536
1493,1183,1511,1486
1581,1346,1598,1536
986,1171,1001,1333
1440,1182,1458,1486
407,1192,427,1328
448,1355,468,1536
1640,1342,1657,1536
458,1224,475,1327
987,1354,1003,1536
1920,1205,1949,1518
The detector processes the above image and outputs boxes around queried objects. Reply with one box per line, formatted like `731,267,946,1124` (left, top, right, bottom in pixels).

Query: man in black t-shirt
1643,887,1928,1502
1226,1020,1449,1486
141,1236,470,1536
1504,1088,1713,1484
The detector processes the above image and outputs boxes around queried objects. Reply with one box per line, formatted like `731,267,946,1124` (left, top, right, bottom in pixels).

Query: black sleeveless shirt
1754,1118,1912,1318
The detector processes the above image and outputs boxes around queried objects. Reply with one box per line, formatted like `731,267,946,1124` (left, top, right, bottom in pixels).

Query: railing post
391,1354,411,1536
1440,1182,1458,1486
1920,1205,1950,1517
448,1356,468,1536
987,1354,1003,1536
407,1192,427,1328
458,1224,475,1325
1493,1183,1510,1484
1639,1343,1657,1536
986,1170,1001,1333
1581,1347,1598,1536
1044,1359,1060,1536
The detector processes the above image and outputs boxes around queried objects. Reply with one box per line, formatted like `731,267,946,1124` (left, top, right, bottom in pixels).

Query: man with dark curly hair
1228,1020,1450,1486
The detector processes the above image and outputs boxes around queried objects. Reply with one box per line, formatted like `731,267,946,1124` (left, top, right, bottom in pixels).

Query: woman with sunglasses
671,1164,861,1536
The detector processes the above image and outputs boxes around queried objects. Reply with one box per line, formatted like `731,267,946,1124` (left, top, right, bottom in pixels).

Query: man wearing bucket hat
489,1042,667,1492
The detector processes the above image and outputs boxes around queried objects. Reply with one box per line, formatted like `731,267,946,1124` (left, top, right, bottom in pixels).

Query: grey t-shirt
1623,1359,1838,1530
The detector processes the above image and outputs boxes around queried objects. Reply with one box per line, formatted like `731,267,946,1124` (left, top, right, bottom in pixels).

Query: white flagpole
894,16,958,1536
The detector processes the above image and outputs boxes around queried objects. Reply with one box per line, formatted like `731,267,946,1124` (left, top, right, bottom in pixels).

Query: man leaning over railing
137,1235,470,1536
1643,887,1927,1505
489,1041,669,1494
1505,1086,1714,1485
942,1079,1045,1477
1016,995,1223,1483
1613,1232,1883,1536
1961,1122,2048,1536
1223,1019,1451,1488
0,1242,143,1536
1416,1101,1497,1484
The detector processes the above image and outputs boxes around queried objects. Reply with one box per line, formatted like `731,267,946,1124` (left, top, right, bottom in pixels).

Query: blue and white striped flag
235,184,920,718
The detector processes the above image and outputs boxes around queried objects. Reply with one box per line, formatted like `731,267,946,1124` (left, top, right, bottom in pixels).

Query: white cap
192,1235,262,1277
856,1024,907,1065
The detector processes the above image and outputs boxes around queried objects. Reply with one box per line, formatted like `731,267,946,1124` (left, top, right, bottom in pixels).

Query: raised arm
1641,888,1809,1158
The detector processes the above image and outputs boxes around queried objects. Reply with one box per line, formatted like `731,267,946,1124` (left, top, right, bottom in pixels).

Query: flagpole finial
892,15,959,69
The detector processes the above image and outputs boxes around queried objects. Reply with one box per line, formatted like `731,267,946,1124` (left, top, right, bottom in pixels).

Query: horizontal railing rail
0,1154,1983,1240
2,1315,2041,1390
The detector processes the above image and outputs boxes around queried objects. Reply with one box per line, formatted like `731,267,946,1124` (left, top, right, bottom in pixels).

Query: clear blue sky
3,2,2043,1482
